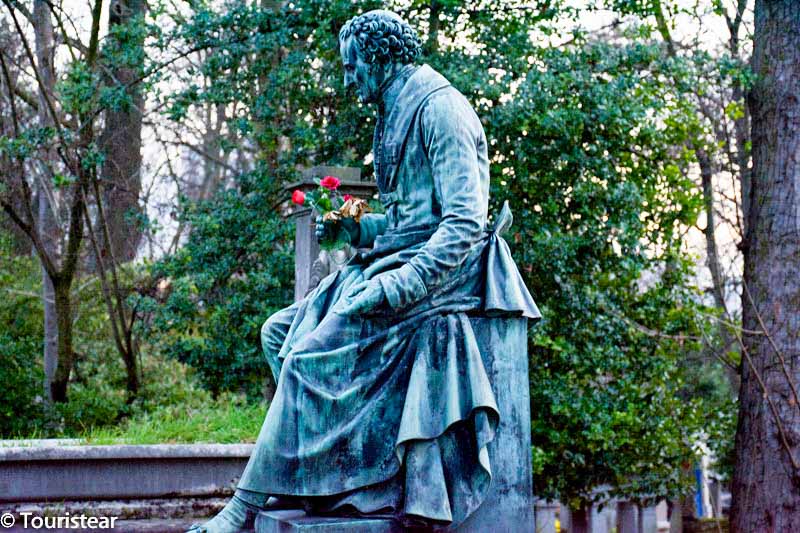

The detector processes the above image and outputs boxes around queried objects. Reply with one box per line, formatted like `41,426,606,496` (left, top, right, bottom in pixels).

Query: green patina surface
224,10,540,531
198,11,540,531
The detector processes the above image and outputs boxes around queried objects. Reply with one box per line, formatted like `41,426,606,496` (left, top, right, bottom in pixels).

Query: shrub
136,174,294,398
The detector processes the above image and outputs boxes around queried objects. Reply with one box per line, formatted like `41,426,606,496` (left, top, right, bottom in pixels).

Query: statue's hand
315,215,360,246
336,279,385,316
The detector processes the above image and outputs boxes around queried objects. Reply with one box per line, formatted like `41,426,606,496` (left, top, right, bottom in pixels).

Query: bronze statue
189,9,538,532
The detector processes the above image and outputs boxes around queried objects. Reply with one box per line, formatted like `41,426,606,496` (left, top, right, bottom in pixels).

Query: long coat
237,64,540,528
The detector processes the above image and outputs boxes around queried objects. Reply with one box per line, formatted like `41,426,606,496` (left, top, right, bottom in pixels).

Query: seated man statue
189,9,539,533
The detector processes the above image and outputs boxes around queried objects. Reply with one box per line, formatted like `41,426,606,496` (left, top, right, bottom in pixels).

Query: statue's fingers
335,297,362,316
335,289,361,315
345,282,369,299
339,288,377,316
355,287,384,315
353,293,375,314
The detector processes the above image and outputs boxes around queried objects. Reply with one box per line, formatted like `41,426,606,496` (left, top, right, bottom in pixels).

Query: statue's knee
260,317,282,360
259,303,297,383
262,311,293,381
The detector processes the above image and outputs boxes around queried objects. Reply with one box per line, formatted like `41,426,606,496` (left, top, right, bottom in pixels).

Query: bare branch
7,0,32,22
743,280,800,416
12,83,39,110
1,0,73,169
81,193,128,362
85,0,103,66
730,321,800,472
0,49,21,136
1,198,57,275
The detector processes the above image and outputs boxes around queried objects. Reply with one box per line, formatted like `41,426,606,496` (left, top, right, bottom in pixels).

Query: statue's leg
185,489,269,533
185,304,302,533
260,301,301,383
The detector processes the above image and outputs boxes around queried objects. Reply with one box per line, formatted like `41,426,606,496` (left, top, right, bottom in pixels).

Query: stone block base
256,510,398,533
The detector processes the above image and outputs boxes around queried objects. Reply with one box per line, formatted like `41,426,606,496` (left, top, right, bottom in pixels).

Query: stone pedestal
571,504,614,533
534,500,559,533
639,505,658,533
256,317,534,532
617,502,638,533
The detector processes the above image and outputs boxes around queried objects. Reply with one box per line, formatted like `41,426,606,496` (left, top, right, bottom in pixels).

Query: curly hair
338,10,422,66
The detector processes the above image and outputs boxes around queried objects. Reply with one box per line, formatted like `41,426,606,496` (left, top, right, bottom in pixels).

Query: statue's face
340,36,383,104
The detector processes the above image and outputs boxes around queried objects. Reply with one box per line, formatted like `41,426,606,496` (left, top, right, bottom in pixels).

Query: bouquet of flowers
291,175,371,249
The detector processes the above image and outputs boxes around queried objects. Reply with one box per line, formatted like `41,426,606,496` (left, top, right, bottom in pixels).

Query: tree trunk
97,0,145,265
731,1,800,531
92,0,145,399
195,101,226,200
39,192,58,402
33,0,59,402
427,1,441,56
49,278,75,402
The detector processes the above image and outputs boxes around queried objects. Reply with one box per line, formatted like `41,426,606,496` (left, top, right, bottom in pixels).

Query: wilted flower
340,197,371,223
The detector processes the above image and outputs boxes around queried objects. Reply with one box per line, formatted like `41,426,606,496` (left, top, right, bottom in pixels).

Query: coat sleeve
357,213,387,248
379,90,487,310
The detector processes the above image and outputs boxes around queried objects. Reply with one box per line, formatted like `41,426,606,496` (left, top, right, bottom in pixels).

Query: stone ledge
0,443,252,503
6,497,229,521
0,443,254,461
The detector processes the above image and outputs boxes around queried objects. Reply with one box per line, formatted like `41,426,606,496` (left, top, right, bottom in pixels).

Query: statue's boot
186,489,269,533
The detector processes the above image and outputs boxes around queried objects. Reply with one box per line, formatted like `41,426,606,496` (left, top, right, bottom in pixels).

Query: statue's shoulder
400,64,451,101
416,78,480,132
386,65,479,145
407,65,475,115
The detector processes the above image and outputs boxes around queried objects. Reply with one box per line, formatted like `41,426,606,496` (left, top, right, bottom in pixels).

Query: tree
31,0,60,404
96,0,147,265
0,0,150,401
0,0,100,402
497,41,715,507
730,1,800,530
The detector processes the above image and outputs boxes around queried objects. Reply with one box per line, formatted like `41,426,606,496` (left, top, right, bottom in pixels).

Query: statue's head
338,10,422,104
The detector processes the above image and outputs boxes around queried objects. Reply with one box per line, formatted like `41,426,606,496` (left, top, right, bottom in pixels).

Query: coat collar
379,64,418,119
383,64,451,145
375,65,452,194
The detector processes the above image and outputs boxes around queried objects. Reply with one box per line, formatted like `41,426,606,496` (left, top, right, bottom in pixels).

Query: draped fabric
237,218,538,528
237,63,540,528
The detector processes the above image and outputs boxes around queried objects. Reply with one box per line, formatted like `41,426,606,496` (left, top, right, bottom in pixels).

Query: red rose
320,175,341,190
343,194,353,202
291,189,305,205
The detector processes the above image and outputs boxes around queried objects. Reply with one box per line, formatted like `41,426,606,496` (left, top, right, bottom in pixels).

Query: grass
81,395,267,445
